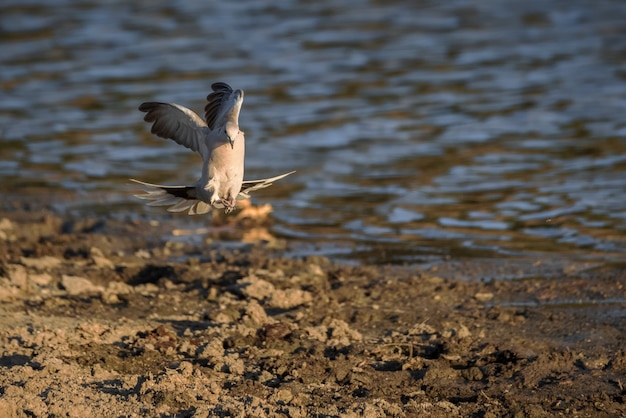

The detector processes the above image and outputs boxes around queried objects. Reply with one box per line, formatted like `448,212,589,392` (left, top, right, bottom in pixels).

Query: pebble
28,273,53,286
20,256,62,270
61,275,104,295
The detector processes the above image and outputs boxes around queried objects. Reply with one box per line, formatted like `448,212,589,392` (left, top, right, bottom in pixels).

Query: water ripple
1,0,626,267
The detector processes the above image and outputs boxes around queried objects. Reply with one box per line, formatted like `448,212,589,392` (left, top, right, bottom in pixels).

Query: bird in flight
131,82,294,215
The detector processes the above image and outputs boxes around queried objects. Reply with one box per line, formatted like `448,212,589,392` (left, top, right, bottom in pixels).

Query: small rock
273,389,294,404
260,322,292,341
134,249,151,259
136,283,159,295
308,263,325,276
268,289,312,309
178,361,194,377
0,218,13,231
577,356,609,370
161,279,177,290
106,281,132,295
222,356,245,375
198,339,225,359
0,286,20,302
20,256,62,270
0,218,14,240
461,366,484,381
28,273,53,286
92,256,114,269
326,318,363,346
242,300,268,325
61,275,103,295
8,264,28,288
101,292,121,305
258,370,274,383
241,277,275,300
305,325,328,342
456,324,471,339
474,292,494,302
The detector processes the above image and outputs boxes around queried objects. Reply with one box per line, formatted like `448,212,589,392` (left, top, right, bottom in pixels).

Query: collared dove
131,82,294,215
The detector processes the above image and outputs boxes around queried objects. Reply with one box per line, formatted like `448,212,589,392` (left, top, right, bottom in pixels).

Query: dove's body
198,127,245,210
132,83,294,214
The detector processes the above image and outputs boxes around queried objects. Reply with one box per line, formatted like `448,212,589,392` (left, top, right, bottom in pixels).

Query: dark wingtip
211,82,232,93
138,102,158,112
205,83,235,128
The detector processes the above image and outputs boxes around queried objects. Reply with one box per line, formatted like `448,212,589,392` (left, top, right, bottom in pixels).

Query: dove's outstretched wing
129,178,213,215
130,171,295,214
138,102,209,154
238,171,296,199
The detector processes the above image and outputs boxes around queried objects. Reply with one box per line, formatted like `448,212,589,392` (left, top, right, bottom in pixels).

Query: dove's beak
225,123,239,149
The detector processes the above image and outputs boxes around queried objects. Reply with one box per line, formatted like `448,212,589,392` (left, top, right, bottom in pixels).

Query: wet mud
0,209,625,417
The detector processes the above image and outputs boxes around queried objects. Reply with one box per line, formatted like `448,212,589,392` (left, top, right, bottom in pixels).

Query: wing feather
204,82,240,129
167,200,195,213
139,102,208,154
238,171,296,198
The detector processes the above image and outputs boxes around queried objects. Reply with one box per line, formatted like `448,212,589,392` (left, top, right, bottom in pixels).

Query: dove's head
225,121,239,149
233,89,244,103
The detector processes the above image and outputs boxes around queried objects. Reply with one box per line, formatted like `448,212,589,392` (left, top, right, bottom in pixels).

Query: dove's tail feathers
130,179,214,215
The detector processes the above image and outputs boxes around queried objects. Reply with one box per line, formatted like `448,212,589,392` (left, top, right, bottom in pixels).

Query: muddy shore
0,207,625,417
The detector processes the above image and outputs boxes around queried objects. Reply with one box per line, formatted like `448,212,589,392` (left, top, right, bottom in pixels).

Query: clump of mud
0,210,625,417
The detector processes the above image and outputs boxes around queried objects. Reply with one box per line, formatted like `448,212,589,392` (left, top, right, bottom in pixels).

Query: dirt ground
0,206,625,417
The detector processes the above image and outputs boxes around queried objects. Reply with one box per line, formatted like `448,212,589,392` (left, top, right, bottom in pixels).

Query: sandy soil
0,208,625,417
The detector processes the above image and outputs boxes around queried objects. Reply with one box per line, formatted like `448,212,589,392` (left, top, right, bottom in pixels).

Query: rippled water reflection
2,0,626,266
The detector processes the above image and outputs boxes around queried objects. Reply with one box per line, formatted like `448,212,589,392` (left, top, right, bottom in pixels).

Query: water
2,0,626,268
